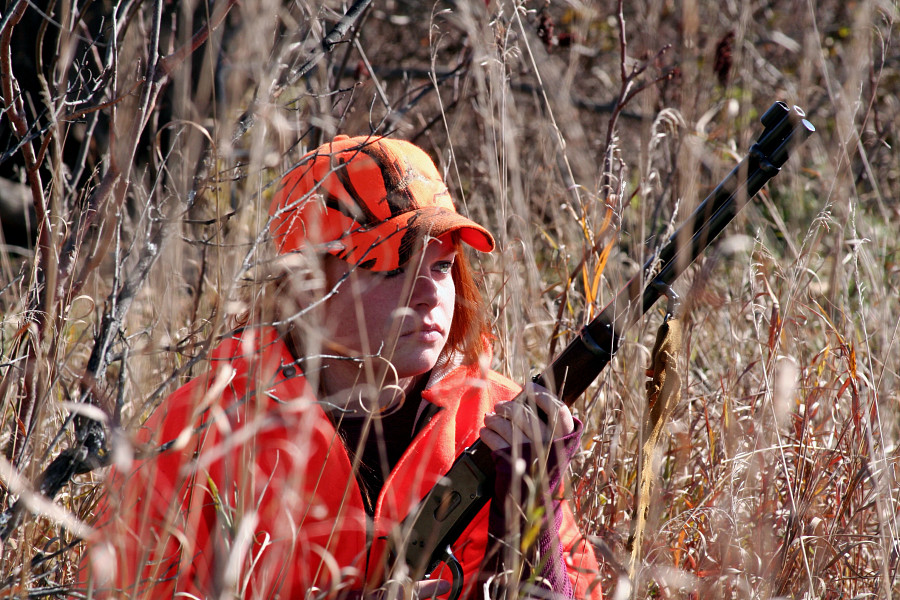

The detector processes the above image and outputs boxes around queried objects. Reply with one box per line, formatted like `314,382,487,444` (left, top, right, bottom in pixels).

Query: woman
88,135,601,598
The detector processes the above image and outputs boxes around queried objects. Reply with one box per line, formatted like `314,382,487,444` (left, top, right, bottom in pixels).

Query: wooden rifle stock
389,102,815,593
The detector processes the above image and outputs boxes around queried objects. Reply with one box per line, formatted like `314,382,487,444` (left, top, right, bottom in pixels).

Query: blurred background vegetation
1,0,897,597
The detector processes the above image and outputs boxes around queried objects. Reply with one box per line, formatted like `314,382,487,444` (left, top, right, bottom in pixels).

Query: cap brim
325,206,495,271
414,206,495,252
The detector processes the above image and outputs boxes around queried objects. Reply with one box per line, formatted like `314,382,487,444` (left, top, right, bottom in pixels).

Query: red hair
444,239,492,365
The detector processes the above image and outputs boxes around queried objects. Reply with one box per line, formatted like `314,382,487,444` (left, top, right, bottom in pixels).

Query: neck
282,326,428,413
318,357,425,414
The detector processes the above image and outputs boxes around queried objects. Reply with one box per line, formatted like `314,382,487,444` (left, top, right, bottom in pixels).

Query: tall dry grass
1,0,897,597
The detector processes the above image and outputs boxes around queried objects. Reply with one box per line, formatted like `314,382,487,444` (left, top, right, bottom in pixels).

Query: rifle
390,101,814,598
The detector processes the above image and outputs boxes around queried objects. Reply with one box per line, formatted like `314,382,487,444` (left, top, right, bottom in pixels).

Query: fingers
479,418,512,452
411,579,451,599
479,384,575,452
527,382,575,437
375,579,451,600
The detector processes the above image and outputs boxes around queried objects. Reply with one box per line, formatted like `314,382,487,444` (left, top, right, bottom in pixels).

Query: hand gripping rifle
390,102,815,598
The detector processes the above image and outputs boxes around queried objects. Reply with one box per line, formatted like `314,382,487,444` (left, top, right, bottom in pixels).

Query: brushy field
1,0,898,597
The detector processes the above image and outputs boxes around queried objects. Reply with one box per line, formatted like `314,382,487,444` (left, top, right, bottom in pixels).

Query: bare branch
156,0,239,80
233,0,373,142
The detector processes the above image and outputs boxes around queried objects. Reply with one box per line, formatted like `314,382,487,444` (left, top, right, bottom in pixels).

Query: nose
411,271,440,309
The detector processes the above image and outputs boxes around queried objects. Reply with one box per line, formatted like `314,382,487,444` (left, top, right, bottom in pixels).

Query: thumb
413,578,452,598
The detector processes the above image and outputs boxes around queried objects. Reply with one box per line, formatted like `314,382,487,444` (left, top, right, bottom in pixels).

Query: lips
400,322,444,338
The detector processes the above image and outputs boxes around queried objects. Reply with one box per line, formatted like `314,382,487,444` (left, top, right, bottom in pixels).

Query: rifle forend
389,102,815,594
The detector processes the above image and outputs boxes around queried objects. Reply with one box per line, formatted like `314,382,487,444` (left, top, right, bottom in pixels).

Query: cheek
363,285,406,332
439,280,456,319
324,298,380,351
321,296,352,339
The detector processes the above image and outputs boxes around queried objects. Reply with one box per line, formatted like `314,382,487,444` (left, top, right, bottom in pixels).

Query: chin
392,351,443,380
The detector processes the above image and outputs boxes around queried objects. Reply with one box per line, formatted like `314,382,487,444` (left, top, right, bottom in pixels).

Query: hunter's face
320,234,457,381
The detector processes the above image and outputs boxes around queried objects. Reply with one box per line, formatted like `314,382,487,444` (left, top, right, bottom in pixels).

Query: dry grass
1,0,898,597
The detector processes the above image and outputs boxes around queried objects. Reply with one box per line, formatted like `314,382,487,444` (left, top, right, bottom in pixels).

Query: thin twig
232,0,373,142
155,0,239,80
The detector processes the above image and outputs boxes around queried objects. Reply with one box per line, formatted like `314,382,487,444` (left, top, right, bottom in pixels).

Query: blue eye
434,261,454,274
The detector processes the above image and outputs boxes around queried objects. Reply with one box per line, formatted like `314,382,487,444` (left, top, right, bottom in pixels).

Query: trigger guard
432,545,464,600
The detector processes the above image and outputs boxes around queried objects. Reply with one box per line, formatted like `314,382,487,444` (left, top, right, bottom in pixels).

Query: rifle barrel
539,102,814,405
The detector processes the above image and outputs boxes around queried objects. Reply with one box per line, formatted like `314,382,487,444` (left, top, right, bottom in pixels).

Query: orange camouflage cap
268,135,495,271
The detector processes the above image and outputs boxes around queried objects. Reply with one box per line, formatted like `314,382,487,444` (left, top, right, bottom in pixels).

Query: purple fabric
484,419,584,598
